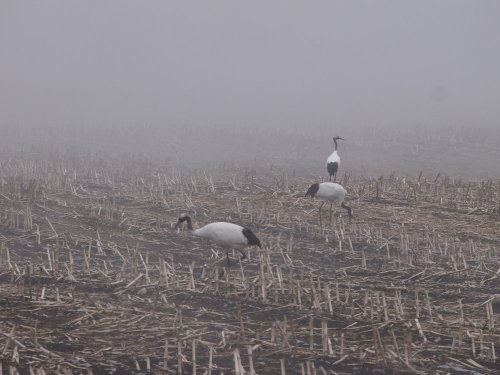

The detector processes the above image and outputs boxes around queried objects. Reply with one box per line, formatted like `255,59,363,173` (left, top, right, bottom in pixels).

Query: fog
1,1,499,176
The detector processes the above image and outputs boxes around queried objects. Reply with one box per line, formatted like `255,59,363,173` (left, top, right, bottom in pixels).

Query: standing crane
326,136,344,182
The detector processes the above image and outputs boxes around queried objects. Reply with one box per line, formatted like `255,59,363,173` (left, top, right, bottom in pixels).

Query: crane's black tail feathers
242,228,261,248
327,162,338,179
305,183,320,198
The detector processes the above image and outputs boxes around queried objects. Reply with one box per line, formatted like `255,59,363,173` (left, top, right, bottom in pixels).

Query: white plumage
326,136,344,182
192,222,252,249
305,182,352,227
326,150,340,166
174,214,261,265
310,182,346,201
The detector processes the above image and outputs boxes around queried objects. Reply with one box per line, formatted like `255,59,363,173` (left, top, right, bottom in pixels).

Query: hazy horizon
2,1,500,129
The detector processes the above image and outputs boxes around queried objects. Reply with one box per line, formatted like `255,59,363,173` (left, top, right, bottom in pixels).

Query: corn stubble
0,155,499,374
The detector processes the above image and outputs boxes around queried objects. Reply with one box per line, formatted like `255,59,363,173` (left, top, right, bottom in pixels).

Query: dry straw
0,154,499,373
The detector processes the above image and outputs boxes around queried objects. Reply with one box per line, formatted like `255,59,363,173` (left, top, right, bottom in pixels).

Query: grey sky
1,1,499,128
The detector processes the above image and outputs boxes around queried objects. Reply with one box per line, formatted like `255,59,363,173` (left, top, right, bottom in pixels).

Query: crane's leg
333,172,337,183
329,203,333,222
218,252,231,278
329,174,332,182
319,201,325,228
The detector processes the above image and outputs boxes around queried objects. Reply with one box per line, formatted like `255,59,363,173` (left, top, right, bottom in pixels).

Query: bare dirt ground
0,137,499,374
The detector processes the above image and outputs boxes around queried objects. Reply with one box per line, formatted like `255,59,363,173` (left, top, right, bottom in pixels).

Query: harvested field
1,154,499,374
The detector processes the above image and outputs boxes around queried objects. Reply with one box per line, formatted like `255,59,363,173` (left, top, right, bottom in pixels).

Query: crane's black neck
176,215,193,231
333,137,338,151
341,202,352,219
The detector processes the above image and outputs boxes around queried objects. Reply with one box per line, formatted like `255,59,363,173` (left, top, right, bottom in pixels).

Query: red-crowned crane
174,213,261,267
326,136,344,182
305,182,352,228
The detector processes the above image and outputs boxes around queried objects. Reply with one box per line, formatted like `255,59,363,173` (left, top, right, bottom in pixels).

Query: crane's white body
315,182,346,203
326,151,340,166
193,222,248,249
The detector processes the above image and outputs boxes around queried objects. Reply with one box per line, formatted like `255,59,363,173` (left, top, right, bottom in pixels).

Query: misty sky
1,1,499,128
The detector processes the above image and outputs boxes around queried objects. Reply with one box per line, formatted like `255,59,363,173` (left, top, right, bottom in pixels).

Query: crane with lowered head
174,213,262,267
305,182,352,228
